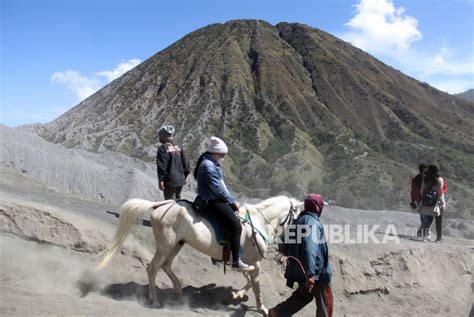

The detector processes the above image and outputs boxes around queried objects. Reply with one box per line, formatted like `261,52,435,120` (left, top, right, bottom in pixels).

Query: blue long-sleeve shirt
284,211,332,287
197,154,236,207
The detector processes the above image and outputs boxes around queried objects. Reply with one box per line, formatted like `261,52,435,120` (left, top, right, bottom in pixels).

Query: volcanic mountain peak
22,20,474,216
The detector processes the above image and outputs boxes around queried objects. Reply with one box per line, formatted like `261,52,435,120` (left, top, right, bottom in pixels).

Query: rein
286,256,309,279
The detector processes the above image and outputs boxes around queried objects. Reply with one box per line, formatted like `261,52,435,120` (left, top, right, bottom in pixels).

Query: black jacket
156,142,190,187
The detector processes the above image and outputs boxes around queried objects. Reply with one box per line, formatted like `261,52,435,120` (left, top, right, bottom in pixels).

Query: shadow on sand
99,282,256,315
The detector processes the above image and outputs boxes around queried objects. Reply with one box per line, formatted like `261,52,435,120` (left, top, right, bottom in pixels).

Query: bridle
251,199,297,233
278,200,297,226
245,198,298,259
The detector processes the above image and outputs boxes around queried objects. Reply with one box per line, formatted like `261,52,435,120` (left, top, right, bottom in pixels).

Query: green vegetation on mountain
27,20,474,218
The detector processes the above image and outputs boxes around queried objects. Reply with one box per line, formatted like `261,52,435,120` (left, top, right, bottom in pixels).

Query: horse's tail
97,198,162,270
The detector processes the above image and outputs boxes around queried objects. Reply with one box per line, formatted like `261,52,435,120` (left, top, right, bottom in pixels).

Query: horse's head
242,195,304,240
283,197,304,225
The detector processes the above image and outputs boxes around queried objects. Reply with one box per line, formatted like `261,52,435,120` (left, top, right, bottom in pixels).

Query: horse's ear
291,199,304,210
242,203,254,214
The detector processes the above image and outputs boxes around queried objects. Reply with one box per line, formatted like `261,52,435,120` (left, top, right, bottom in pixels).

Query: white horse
97,195,303,315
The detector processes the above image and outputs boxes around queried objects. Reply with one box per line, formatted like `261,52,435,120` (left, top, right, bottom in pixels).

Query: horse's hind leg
146,249,167,304
161,242,185,294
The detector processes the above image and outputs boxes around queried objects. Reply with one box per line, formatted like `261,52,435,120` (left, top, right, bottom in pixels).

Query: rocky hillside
21,20,474,217
1,124,160,205
455,89,474,103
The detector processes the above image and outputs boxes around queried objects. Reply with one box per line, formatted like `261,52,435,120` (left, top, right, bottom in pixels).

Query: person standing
412,163,428,239
194,136,255,272
269,193,333,317
418,164,446,242
156,125,190,200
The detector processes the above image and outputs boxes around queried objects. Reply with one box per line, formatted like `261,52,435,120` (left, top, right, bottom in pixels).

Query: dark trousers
422,215,443,240
163,186,183,200
208,200,242,262
272,283,333,317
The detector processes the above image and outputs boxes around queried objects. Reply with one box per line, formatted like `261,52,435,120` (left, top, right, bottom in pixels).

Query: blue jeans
417,214,430,238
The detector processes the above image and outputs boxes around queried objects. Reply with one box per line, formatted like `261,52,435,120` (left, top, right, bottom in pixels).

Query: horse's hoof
259,305,268,316
232,291,244,300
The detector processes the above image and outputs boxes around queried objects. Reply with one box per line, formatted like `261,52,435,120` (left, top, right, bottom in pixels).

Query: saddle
186,198,232,264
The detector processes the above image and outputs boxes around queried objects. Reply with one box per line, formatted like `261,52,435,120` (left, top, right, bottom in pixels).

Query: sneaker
435,238,443,243
232,259,255,272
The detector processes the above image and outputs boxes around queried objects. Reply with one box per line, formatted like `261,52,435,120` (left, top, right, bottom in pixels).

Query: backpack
422,179,438,207
411,174,424,202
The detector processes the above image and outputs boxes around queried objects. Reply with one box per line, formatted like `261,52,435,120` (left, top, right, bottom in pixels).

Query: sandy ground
0,232,266,317
1,166,473,316
1,125,473,316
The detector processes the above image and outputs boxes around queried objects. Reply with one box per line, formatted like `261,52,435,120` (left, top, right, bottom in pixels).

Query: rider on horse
194,136,255,272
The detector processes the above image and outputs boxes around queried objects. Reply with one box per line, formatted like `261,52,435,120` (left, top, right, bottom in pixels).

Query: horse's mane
243,195,302,214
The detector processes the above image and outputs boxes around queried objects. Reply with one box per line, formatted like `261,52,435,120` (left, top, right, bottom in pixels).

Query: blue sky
1,0,473,127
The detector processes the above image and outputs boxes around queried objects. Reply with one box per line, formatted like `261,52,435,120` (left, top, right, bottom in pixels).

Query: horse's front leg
232,272,252,300
249,262,267,316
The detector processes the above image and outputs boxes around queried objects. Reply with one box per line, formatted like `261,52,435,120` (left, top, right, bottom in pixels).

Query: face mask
212,153,225,162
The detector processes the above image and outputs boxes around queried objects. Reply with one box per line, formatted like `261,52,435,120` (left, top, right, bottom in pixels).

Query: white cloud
420,48,474,77
429,79,474,94
340,0,473,91
96,59,141,82
51,59,141,102
51,70,101,100
342,0,422,54
387,46,474,80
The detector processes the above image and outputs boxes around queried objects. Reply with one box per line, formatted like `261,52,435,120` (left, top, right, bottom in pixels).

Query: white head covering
208,136,228,154
157,125,175,141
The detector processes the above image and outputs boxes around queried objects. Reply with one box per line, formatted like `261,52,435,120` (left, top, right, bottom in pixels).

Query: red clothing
441,177,447,193
411,174,424,203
